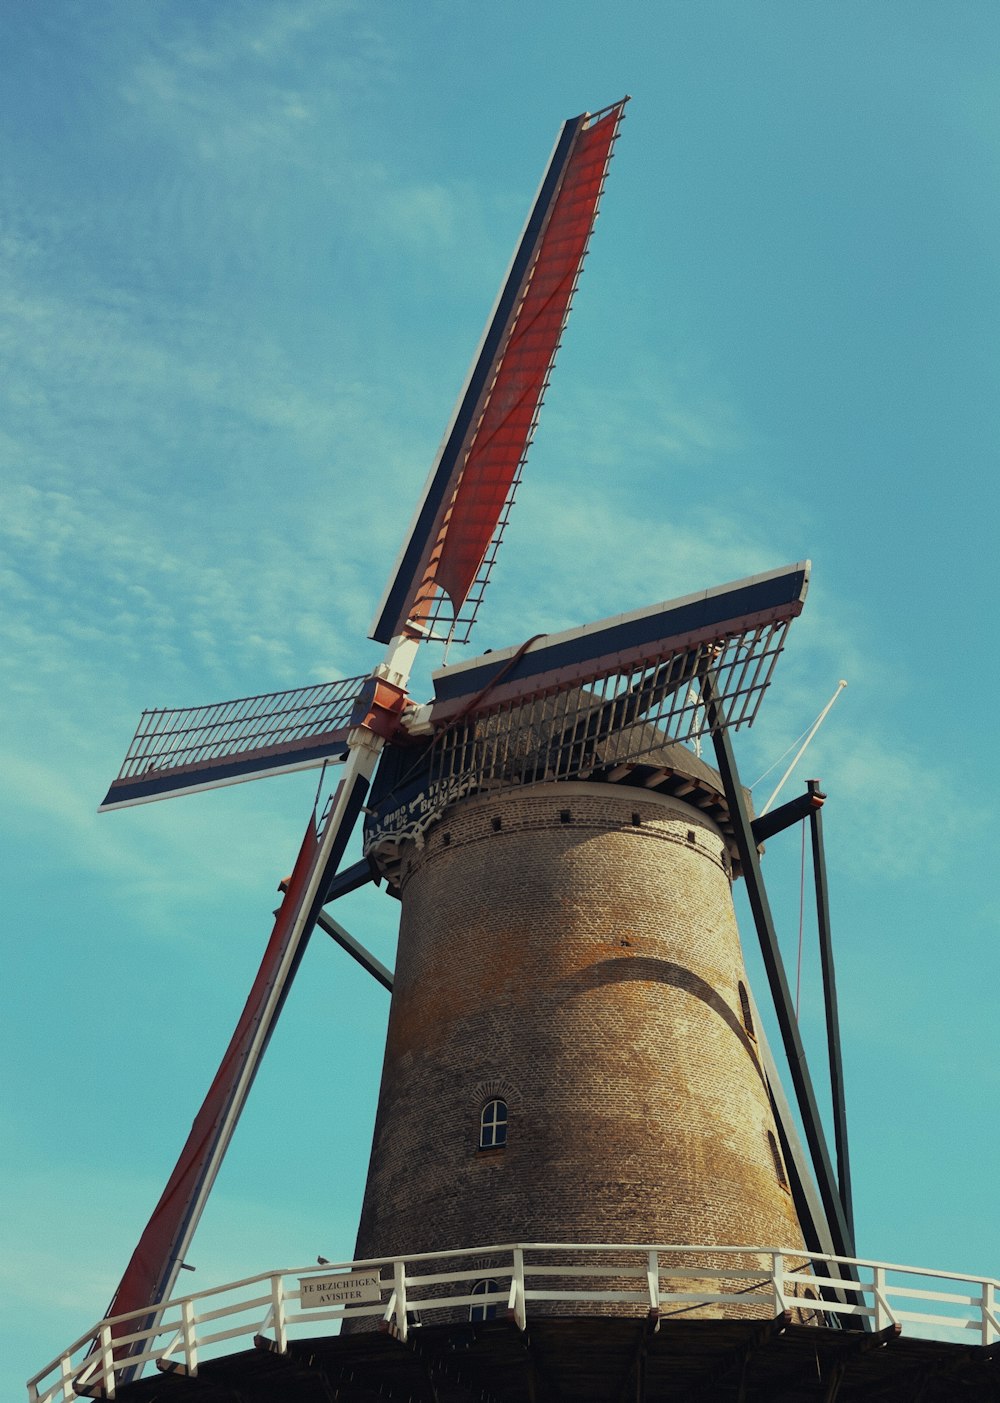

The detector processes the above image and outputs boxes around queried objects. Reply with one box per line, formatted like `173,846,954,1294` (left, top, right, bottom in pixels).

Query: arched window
469,1278,500,1322
767,1130,789,1189
479,1098,508,1149
738,981,755,1038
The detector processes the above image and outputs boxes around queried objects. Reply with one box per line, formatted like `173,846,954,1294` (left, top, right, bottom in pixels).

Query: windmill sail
370,99,628,646
102,762,373,1374
428,561,810,724
100,675,365,811
102,813,321,1366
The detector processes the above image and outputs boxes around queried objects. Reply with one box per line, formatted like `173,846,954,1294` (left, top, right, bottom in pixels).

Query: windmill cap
589,735,751,875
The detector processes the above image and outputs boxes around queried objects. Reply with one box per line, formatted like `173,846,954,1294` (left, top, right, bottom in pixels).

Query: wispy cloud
122,0,377,151
115,3,483,267
821,731,974,880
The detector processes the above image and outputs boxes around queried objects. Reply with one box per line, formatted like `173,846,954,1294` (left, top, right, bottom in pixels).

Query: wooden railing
28,1242,1000,1402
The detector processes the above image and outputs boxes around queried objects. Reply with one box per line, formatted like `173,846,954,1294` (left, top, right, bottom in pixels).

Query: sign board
298,1270,382,1309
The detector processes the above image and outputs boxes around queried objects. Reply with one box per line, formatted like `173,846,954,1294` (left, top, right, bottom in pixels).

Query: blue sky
4,2,1000,1395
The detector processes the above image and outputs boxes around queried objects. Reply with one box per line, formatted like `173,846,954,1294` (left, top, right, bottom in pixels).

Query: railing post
771,1252,787,1314
393,1260,408,1342
872,1265,894,1332
270,1274,287,1354
180,1297,199,1375
381,1290,397,1332
646,1250,660,1315
98,1323,117,1400
59,1352,75,1402
511,1248,527,1330
982,1280,997,1347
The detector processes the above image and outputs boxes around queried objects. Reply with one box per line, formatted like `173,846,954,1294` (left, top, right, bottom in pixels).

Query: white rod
760,680,847,816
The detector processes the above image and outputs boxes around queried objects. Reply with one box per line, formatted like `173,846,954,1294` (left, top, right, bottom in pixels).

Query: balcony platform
105,1314,999,1403
30,1244,1000,1403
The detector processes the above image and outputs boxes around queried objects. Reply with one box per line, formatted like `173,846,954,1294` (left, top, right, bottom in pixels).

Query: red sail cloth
105,816,320,1337
420,103,626,621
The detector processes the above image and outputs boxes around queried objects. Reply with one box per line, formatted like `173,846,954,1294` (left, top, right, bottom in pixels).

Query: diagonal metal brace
702,671,856,1266
316,909,393,992
809,779,855,1246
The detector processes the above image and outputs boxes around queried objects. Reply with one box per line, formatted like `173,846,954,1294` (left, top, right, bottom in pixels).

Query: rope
448,634,547,726
749,718,815,791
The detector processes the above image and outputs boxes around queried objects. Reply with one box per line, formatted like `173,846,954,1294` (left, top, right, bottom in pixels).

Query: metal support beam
278,856,375,903
322,857,378,904
750,787,823,845
809,778,855,1246
316,909,393,992
746,982,841,1276
702,672,856,1264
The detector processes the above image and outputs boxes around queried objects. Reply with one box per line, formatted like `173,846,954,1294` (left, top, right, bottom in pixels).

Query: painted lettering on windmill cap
367,773,474,844
298,1271,382,1307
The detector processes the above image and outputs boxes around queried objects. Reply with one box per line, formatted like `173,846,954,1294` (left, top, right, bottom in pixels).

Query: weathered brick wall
352,780,806,1321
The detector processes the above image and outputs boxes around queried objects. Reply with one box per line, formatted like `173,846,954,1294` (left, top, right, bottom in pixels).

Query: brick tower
355,750,808,1318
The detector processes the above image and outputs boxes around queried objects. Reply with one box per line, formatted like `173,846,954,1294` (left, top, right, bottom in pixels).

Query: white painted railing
27,1243,1000,1403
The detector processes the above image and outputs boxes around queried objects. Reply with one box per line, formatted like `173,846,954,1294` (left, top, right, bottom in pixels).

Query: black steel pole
701,672,856,1263
316,908,394,993
808,778,855,1245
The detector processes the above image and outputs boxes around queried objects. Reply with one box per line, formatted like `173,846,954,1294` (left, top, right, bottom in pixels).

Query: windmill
45,97,917,1400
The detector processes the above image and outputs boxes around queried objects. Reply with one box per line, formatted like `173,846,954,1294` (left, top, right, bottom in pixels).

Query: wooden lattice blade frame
366,563,810,856
370,99,628,646
99,675,366,811
429,561,810,726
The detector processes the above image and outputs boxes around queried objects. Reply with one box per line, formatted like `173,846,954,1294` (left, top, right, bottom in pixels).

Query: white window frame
469,1278,500,1322
479,1098,508,1149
